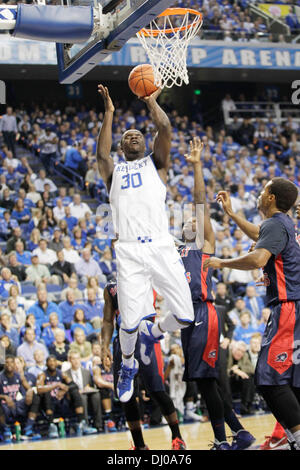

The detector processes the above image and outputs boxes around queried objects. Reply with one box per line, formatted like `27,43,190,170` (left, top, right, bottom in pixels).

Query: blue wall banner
0,36,299,69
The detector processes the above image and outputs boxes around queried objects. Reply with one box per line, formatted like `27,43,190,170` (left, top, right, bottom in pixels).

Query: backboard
56,0,173,84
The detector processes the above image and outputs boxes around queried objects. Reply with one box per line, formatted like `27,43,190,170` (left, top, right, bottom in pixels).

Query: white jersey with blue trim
109,153,169,242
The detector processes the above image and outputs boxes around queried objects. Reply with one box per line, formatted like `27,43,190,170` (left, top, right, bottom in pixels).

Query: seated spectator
65,351,102,432
1,188,15,212
50,249,75,285
257,307,271,335
69,193,92,220
26,183,42,205
5,226,27,254
244,285,265,327
75,248,105,285
48,328,69,368
48,227,64,252
7,251,27,282
227,341,255,415
233,311,257,345
227,266,253,297
11,198,31,225
215,282,235,313
34,168,57,193
64,142,88,178
15,240,32,267
45,207,57,230
62,235,81,264
58,290,83,328
0,267,19,298
25,253,60,287
71,308,94,338
28,349,47,378
53,198,66,222
64,206,78,232
228,297,247,326
0,313,19,348
33,239,57,266
247,333,262,370
83,276,104,301
0,210,18,241
41,311,65,348
69,328,92,363
17,327,49,367
98,247,117,280
83,288,103,329
27,228,41,252
2,297,26,331
37,218,52,242
60,275,83,301
27,287,62,330
8,284,28,311
71,226,86,254
0,335,16,362
20,314,42,343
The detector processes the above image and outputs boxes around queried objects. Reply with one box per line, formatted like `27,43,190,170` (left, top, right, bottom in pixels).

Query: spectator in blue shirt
58,289,83,328
64,206,78,231
70,308,94,338
0,313,19,347
257,307,271,336
11,198,31,224
27,287,62,329
83,288,104,329
41,312,65,348
0,211,18,240
233,311,257,345
244,285,265,327
20,313,41,343
15,239,32,267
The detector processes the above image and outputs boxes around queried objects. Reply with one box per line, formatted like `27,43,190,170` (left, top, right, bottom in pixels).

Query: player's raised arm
216,191,260,242
101,287,115,363
142,89,172,179
185,136,215,253
96,85,115,191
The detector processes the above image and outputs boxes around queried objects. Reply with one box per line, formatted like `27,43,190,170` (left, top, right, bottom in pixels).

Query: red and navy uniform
106,281,165,395
178,244,220,381
0,371,28,422
254,213,300,386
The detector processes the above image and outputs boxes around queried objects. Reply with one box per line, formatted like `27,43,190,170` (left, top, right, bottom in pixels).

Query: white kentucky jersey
109,154,169,242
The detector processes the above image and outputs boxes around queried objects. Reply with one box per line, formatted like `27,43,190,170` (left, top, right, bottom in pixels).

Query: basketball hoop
136,8,202,89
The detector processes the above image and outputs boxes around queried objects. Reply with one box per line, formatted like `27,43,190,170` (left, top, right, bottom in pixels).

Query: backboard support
56,0,174,84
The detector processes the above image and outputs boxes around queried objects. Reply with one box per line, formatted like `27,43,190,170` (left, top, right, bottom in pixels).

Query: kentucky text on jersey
179,245,214,303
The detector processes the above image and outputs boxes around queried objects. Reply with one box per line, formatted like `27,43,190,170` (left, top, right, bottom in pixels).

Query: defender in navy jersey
205,178,300,449
37,356,94,438
101,280,186,450
178,137,254,450
0,356,41,442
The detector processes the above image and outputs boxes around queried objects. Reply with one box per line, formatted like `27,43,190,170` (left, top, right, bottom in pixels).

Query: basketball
128,64,159,98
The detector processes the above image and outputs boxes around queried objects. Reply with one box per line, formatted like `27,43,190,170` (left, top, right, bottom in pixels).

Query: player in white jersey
97,85,194,403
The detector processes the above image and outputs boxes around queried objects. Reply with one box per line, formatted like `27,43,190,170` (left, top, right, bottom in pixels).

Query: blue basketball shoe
139,321,164,365
3,427,12,443
231,430,256,450
117,359,139,403
210,440,231,450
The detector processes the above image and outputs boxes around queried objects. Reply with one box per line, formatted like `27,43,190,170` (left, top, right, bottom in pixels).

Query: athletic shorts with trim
255,300,300,387
115,236,194,332
181,301,220,381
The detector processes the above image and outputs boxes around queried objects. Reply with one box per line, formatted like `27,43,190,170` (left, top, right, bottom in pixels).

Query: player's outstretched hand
141,87,162,103
98,84,115,113
216,191,233,216
184,136,204,164
203,256,222,271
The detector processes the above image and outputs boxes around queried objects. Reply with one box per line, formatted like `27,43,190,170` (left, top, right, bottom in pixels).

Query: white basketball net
137,10,202,89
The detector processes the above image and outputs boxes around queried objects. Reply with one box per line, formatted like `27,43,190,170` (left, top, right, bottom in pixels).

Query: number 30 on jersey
121,173,142,189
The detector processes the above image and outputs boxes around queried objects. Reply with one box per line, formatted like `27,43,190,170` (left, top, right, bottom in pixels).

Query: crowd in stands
0,0,299,43
0,85,299,441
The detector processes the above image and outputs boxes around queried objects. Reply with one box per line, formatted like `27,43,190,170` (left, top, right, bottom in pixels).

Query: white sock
119,329,137,367
158,312,189,333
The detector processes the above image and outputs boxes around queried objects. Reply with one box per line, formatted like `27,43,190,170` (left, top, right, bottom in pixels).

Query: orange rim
137,8,202,37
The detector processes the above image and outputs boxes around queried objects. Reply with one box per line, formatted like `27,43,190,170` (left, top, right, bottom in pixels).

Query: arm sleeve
255,219,288,256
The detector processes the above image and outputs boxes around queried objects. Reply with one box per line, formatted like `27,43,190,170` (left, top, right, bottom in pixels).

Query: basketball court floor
0,413,276,450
